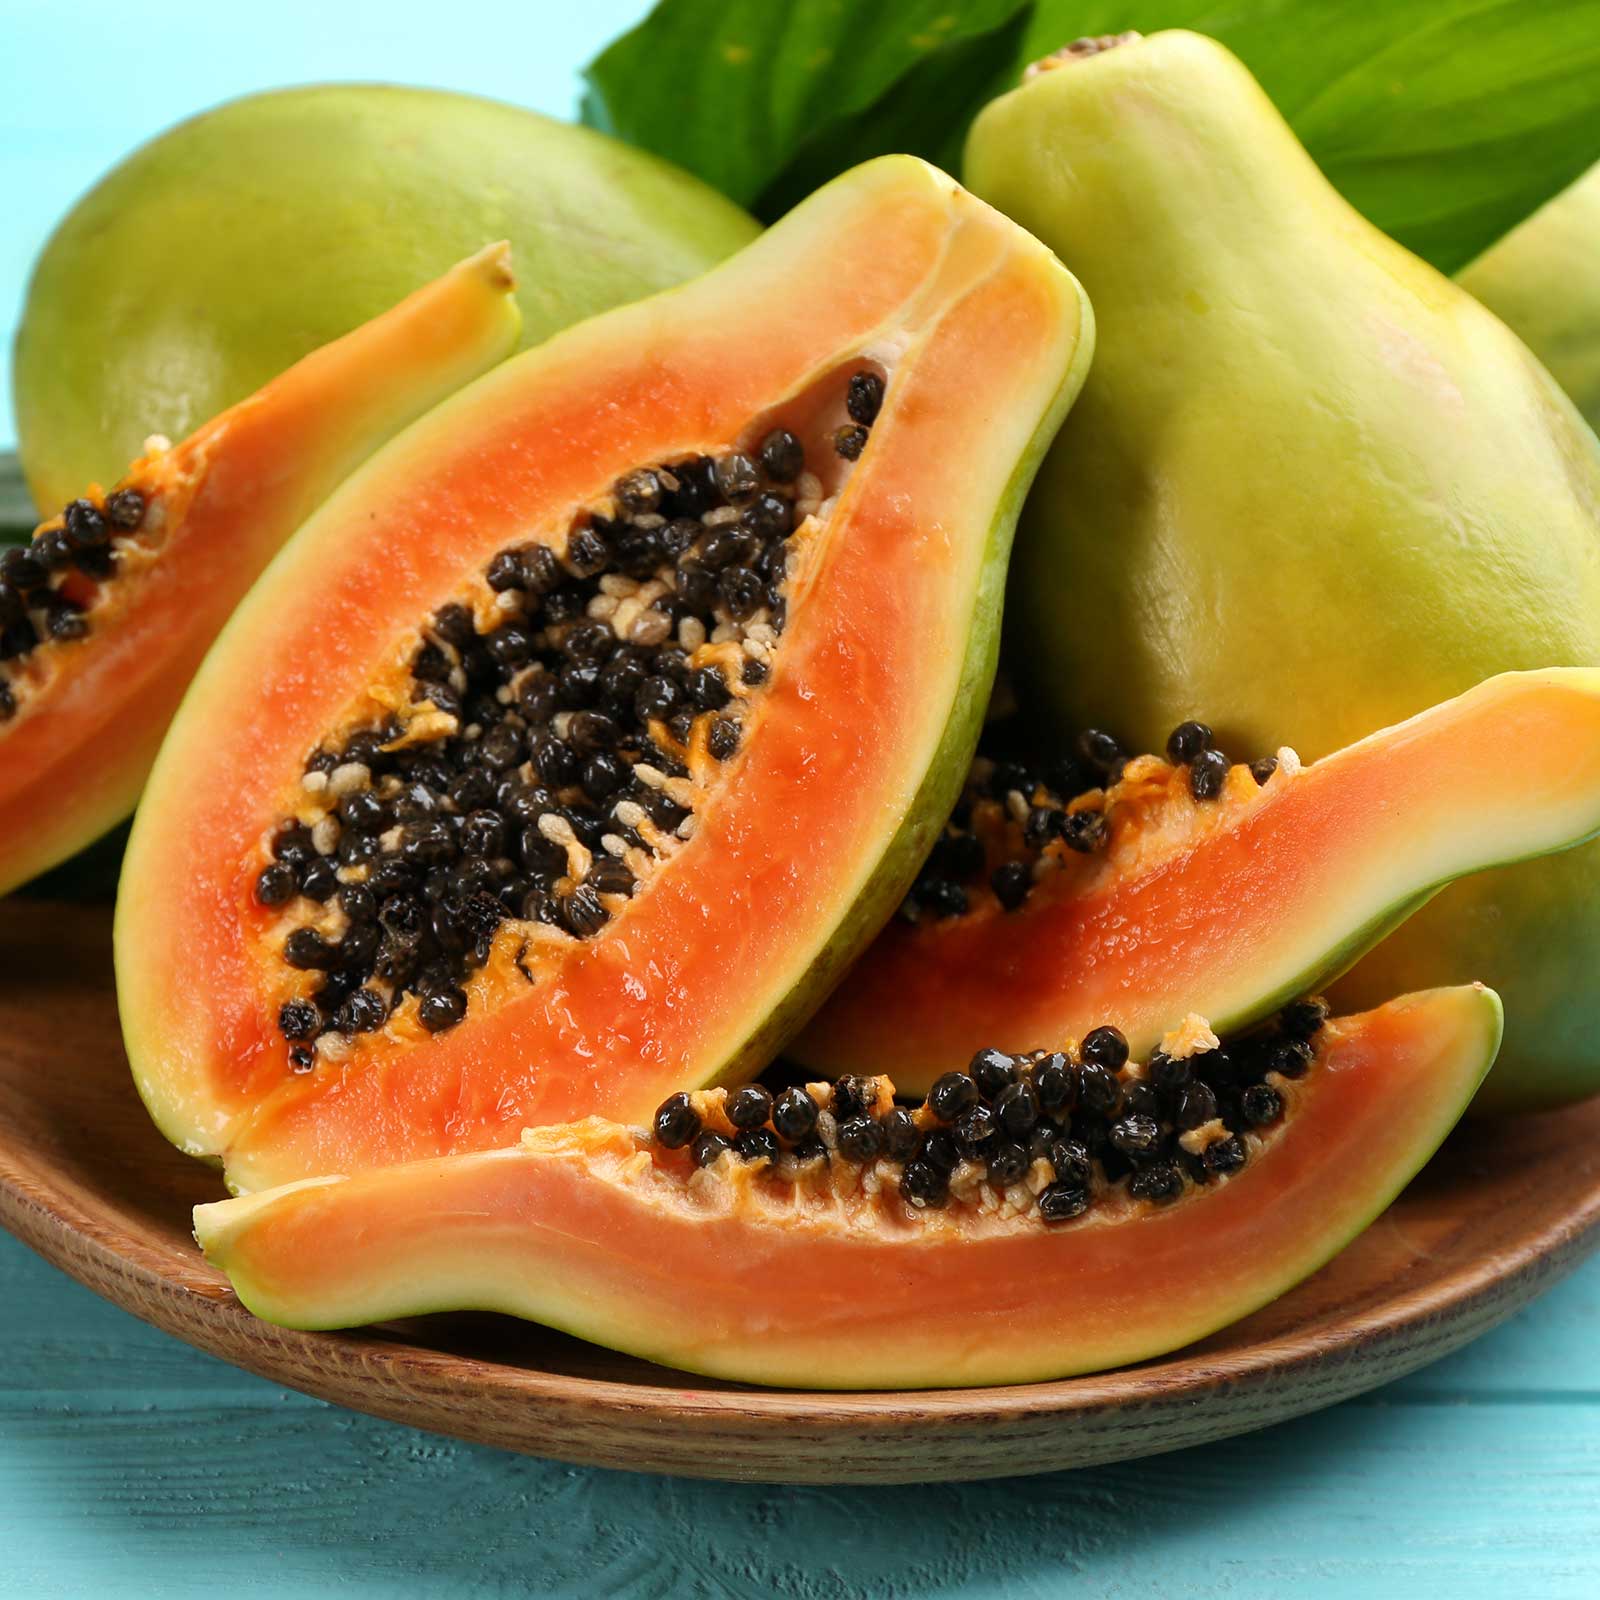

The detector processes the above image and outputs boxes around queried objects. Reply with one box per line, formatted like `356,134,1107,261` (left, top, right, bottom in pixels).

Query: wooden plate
3,899,1598,1484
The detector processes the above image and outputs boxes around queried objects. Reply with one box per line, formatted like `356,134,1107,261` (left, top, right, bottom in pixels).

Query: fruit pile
7,28,1600,1391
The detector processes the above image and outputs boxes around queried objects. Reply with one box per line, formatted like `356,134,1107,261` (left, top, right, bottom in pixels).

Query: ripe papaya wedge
0,247,521,897
117,157,1094,1195
195,986,1502,1388
796,671,1600,1094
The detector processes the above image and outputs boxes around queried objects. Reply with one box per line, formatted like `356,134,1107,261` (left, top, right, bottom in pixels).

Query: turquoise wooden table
3,5,1599,1594
4,1230,1599,1595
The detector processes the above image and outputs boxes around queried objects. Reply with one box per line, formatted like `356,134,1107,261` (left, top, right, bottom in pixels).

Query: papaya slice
0,246,521,896
194,986,1502,1388
117,158,1094,1195
797,670,1600,1094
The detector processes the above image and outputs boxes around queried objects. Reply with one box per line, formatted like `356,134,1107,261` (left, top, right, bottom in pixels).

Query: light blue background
3,4,1599,1594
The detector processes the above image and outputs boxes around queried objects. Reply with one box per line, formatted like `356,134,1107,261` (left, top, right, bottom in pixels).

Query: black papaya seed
1264,1037,1315,1079
846,371,885,425
656,1088,707,1152
901,1158,948,1206
1081,1025,1129,1072
727,1084,774,1131
837,1115,884,1164
692,1130,732,1169
1038,1183,1090,1222
881,1107,921,1162
1165,720,1213,764
1279,997,1330,1040
1130,1162,1184,1203
1189,747,1231,801
928,1070,979,1123
734,1127,781,1164
987,1141,1030,1186
772,1086,820,1143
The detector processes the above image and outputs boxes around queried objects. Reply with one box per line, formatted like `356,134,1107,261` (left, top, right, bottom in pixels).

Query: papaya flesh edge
116,157,1095,1196
797,670,1600,1094
195,985,1502,1390
0,246,522,897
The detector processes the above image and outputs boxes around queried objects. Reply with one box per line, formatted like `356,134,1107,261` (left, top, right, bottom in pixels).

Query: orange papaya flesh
796,670,1600,1095
194,985,1501,1388
0,246,521,896
118,157,1095,1195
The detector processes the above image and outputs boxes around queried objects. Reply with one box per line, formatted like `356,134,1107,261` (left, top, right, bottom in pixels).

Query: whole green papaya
964,30,1600,1112
14,85,757,512
1459,162,1600,433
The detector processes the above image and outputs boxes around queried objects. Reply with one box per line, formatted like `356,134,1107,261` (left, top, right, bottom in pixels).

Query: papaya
1459,162,1600,432
14,85,758,514
797,671,1600,1093
194,986,1502,1388
962,30,1600,1112
116,157,1094,1196
0,248,520,899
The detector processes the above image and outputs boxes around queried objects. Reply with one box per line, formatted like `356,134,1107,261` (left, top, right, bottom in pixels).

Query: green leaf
1,452,36,545
585,0,1600,276
754,14,1030,222
1019,0,1600,272
582,0,1031,207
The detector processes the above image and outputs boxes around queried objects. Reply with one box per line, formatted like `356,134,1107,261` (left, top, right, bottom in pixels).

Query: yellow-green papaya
1458,162,1600,433
14,85,758,514
964,30,1600,1112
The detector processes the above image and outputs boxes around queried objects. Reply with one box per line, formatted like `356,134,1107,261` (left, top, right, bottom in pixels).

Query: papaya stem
1024,32,1142,80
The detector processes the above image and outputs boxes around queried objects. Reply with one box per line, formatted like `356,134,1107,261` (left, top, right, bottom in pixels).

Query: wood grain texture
4,1236,1599,1598
2,899,1598,1485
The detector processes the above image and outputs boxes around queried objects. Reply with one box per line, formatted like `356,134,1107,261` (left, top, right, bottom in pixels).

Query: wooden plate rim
5,900,1598,1470
4,1112,1598,1427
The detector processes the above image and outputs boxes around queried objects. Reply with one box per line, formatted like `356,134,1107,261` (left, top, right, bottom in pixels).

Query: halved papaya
796,670,1600,1094
117,158,1094,1195
0,247,521,896
194,986,1501,1388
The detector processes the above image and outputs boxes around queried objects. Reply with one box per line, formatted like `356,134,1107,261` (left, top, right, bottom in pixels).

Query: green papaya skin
964,31,1600,1112
1459,162,1600,433
14,85,758,513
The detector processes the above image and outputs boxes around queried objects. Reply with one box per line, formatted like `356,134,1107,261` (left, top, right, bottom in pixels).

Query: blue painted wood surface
3,1231,1599,1597
3,3,1599,1592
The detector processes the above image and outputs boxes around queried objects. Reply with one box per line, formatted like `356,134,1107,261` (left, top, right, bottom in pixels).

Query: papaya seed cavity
253,365,893,1069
